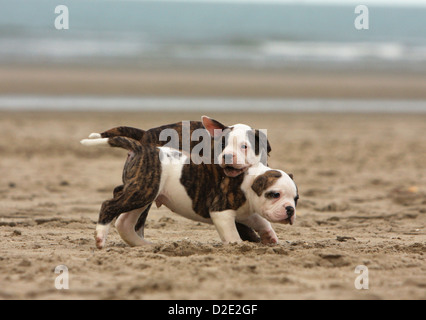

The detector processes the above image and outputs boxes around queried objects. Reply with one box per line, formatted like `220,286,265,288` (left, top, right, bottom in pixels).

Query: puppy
84,136,297,249
82,116,271,243
86,116,271,177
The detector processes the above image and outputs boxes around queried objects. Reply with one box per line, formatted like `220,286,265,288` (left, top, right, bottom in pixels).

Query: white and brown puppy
81,136,298,248
238,164,299,242
84,116,271,178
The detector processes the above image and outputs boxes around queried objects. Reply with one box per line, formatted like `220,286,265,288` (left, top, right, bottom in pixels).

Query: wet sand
1,65,426,99
0,111,425,300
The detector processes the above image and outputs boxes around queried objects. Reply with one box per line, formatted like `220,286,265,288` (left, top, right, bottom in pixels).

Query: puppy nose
285,206,294,217
223,154,234,163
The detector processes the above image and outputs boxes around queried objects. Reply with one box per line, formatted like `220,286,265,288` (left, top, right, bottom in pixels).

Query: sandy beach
0,110,425,300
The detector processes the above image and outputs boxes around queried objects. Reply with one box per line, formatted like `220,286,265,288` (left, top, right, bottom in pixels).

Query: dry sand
0,111,425,300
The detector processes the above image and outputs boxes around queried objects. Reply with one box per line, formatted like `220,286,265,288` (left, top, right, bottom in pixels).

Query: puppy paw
94,225,109,249
94,234,105,250
259,229,279,245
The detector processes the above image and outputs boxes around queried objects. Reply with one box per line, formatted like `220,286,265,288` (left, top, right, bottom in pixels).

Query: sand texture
0,111,425,300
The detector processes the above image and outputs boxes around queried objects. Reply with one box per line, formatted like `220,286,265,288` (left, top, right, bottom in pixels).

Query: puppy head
202,116,272,178
250,170,299,225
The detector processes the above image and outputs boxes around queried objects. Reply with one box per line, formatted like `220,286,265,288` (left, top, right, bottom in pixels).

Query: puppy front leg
210,210,242,244
238,214,278,245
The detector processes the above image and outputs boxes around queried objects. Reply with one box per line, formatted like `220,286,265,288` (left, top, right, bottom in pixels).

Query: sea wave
0,35,425,68
0,95,425,113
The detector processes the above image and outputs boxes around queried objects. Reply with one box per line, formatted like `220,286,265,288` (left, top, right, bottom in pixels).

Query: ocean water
0,96,425,113
0,0,425,70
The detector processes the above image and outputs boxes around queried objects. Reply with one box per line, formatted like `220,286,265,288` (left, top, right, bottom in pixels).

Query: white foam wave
0,95,425,113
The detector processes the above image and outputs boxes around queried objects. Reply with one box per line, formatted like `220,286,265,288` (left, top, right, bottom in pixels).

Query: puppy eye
265,192,280,199
241,144,248,150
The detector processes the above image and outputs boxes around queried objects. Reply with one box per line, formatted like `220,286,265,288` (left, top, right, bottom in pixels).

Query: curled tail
80,136,142,153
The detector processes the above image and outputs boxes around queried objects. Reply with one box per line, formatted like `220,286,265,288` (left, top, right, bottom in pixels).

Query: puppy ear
266,139,272,155
288,173,294,180
249,129,272,165
201,116,227,138
251,170,282,197
251,175,268,197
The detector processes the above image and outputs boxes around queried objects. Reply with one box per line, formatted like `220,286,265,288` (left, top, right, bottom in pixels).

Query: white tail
80,138,109,147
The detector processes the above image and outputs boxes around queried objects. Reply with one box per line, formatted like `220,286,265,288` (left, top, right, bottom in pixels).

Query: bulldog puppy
86,116,271,177
241,165,299,226
81,116,271,243
82,136,297,249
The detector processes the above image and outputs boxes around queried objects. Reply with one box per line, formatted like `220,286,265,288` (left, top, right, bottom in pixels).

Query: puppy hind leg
115,206,153,247
134,204,151,238
95,192,152,249
237,215,278,245
235,222,261,243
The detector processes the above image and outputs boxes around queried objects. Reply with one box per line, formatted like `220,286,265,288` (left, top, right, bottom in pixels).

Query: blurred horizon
1,0,425,71
91,0,426,6
0,0,425,111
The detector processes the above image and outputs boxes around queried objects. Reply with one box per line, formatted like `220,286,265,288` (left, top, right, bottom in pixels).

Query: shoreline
0,96,425,113
1,65,426,100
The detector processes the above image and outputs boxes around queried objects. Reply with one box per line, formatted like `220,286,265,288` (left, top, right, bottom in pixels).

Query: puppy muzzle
280,206,295,225
220,154,250,177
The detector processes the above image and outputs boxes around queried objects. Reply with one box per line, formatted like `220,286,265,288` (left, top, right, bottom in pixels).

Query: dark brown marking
180,163,247,219
251,170,283,197
101,126,145,141
97,137,161,226
236,223,261,243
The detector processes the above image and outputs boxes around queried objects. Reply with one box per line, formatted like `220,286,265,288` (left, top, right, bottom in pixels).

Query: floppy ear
248,129,272,165
251,170,282,197
201,116,228,138
251,175,268,197
259,130,272,155
288,173,294,180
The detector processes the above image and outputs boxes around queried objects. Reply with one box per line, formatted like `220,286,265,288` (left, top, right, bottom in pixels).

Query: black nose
285,206,294,217
223,154,233,163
